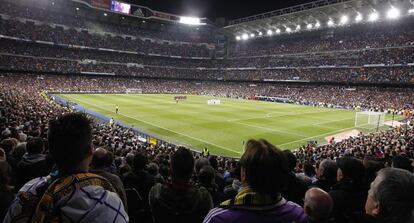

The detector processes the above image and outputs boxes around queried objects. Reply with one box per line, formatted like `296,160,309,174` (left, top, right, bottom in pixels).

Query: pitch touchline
64,95,240,154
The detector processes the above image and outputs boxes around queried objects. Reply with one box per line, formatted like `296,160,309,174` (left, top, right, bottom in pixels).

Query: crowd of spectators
230,20,414,57
0,72,413,223
1,53,413,83
0,18,212,58
0,1,215,43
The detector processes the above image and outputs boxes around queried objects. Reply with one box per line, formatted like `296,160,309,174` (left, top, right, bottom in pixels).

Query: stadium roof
222,0,414,38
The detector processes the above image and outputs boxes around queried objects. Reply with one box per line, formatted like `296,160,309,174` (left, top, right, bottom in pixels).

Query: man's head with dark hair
317,159,337,182
48,113,93,173
365,168,414,223
392,155,413,172
283,150,297,172
241,139,289,195
26,137,44,155
133,152,148,172
336,157,365,183
170,148,194,182
198,165,215,186
91,147,108,169
0,139,16,155
195,157,210,174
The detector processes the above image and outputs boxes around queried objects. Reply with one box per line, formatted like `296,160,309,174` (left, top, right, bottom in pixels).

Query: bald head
304,188,333,222
91,148,108,169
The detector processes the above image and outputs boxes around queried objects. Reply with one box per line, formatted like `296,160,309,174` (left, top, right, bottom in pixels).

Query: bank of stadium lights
286,27,292,33
258,31,263,36
241,33,249,40
387,7,400,19
340,15,349,25
327,19,334,27
179,16,205,25
76,7,80,11
104,13,108,16
355,13,363,22
250,33,255,38
369,11,379,22
235,36,241,41
267,29,273,35
296,25,301,31
306,23,313,29
276,28,281,34
315,21,321,28
409,8,414,14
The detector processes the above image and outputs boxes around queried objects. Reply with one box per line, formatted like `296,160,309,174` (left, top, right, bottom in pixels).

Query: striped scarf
220,187,285,211
31,173,116,223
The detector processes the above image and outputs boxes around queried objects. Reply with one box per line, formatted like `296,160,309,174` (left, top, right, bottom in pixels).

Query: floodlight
340,15,349,24
236,36,241,41
179,16,203,25
296,25,301,30
369,12,379,22
387,7,400,19
286,27,292,33
315,22,321,28
267,30,273,35
258,31,263,36
307,24,313,29
242,33,249,40
104,13,108,16
327,19,334,26
276,28,281,34
250,33,255,38
355,13,363,22
409,8,414,14
76,7,80,11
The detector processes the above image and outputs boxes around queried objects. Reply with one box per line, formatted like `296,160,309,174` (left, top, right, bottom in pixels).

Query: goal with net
354,111,385,130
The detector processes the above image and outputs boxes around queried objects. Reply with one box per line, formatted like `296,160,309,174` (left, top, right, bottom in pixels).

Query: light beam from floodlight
387,7,400,19
242,33,249,40
355,13,363,22
340,15,349,24
327,19,334,26
276,28,281,34
369,12,379,22
267,30,273,35
307,24,313,29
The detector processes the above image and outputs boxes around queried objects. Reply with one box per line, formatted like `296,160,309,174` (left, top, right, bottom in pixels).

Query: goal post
354,111,385,130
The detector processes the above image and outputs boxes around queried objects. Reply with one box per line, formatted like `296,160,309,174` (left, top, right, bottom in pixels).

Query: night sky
124,0,316,20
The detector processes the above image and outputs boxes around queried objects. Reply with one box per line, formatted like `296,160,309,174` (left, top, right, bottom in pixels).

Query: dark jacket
310,178,336,192
123,170,155,202
283,172,308,206
329,179,367,223
16,153,48,190
149,182,213,223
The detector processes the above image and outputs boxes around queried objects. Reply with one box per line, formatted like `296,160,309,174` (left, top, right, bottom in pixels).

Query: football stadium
0,0,414,222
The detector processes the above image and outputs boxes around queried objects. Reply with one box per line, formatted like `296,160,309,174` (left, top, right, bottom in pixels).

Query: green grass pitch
60,94,400,157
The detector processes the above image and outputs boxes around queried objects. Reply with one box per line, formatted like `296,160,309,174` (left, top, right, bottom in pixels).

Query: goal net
354,111,385,130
